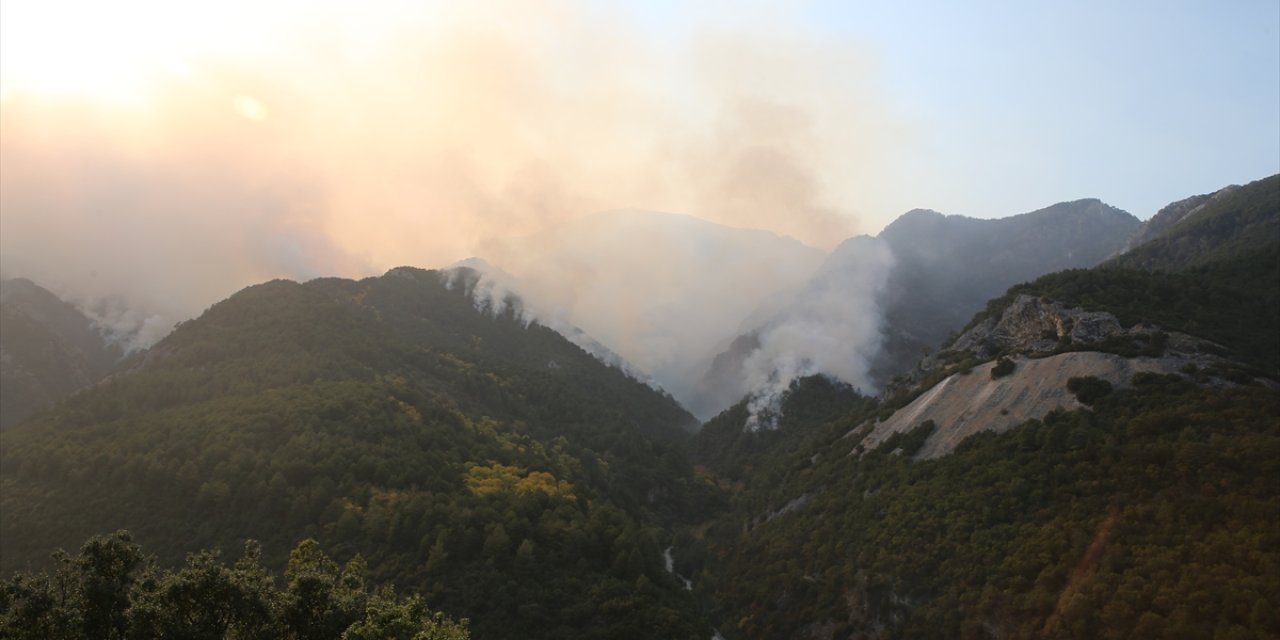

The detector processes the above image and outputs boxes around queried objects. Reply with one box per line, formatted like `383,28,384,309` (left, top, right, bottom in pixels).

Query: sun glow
0,0,283,105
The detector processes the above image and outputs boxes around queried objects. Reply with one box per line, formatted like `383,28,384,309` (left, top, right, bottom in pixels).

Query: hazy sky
798,0,1280,221
1,0,1277,345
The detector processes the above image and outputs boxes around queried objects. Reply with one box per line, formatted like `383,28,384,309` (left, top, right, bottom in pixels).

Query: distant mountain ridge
2,174,1277,639
0,278,123,428
873,198,1141,379
694,198,1141,419
685,175,1280,640
1107,173,1279,272
478,208,827,413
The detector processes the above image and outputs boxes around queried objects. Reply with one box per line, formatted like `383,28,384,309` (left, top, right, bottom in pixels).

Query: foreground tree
0,531,468,640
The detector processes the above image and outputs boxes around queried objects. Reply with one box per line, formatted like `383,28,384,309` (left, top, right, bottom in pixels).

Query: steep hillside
1116,191,1219,254
1107,173,1278,272
689,286,1278,637
695,199,1141,414
0,267,712,639
0,278,123,428
483,209,827,411
873,199,1140,380
689,376,1279,639
687,179,1279,638
690,235,892,420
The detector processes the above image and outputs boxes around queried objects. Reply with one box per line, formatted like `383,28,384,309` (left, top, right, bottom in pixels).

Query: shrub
1066,376,1113,405
991,357,1016,379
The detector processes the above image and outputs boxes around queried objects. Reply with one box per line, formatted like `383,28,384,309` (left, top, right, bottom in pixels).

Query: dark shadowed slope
0,278,123,428
1,266,713,639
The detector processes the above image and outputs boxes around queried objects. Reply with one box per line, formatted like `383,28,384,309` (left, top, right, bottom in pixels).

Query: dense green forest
1,531,469,639
0,268,713,639
684,176,1280,638
688,374,1279,639
1105,174,1279,273
2,175,1275,638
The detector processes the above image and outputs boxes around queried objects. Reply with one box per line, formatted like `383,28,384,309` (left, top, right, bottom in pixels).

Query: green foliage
693,381,1280,639
990,356,1016,379
871,420,936,458
0,268,712,639
874,200,1141,376
1106,173,1279,273
0,278,123,429
692,376,875,482
1067,376,1113,405
959,246,1280,370
0,532,468,640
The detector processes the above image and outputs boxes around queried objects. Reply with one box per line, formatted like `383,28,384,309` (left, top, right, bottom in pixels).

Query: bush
991,357,1016,379
1067,376,1113,405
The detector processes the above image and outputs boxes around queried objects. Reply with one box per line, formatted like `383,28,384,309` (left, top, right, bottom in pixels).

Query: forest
2,175,1278,638
1,269,713,639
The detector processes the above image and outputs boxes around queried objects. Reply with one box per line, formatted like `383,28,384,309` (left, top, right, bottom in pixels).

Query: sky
1,0,1277,350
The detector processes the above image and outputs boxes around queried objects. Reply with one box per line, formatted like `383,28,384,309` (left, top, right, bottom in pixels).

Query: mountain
684,178,1279,638
872,199,1141,380
481,209,827,412
3,176,1276,638
690,235,893,420
0,266,714,639
1116,191,1219,254
0,278,123,428
442,258,661,390
694,199,1141,418
1107,173,1279,272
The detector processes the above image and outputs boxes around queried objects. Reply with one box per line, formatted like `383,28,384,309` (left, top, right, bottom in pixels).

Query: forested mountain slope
690,376,1279,639
687,178,1279,639
695,200,1140,414
0,278,123,428
1107,173,1278,272
0,267,712,639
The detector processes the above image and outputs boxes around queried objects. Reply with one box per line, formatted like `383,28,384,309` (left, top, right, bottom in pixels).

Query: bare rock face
863,295,1258,460
939,295,1204,364
860,352,1178,460
947,295,1121,358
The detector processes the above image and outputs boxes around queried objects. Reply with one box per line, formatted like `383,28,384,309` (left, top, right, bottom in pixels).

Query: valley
1,174,1277,639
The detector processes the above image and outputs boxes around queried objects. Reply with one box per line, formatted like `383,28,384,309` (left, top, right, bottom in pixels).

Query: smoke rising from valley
740,236,894,427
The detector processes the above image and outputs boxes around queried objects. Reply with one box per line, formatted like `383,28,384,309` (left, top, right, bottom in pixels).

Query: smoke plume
739,236,895,428
1,2,901,350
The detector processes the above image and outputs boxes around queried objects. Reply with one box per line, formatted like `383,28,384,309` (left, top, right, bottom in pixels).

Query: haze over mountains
3,189,1163,423
2,173,1278,639
0,277,122,427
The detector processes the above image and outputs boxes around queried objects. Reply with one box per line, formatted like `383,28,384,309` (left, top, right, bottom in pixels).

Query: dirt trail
1039,509,1120,637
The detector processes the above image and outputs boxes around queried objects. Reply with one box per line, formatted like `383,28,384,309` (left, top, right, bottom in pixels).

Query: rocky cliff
864,294,1266,460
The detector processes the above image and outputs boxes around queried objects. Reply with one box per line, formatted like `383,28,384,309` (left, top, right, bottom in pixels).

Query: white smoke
739,235,894,430
440,258,661,389
477,210,827,411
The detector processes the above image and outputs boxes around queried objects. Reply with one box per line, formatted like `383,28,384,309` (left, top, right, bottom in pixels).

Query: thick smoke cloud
1,2,900,352
739,236,895,428
473,210,827,411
